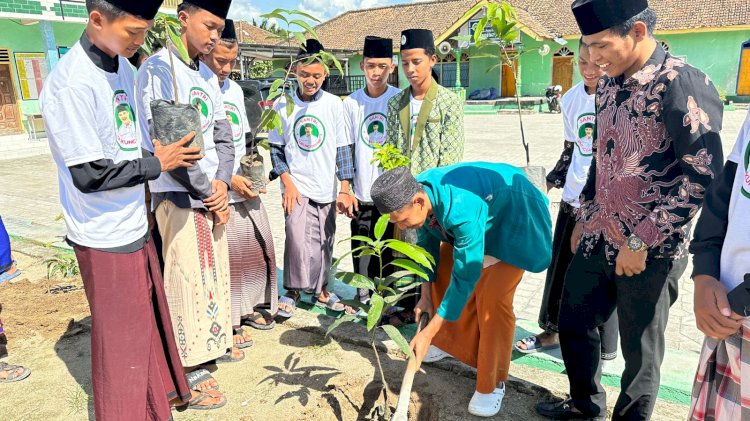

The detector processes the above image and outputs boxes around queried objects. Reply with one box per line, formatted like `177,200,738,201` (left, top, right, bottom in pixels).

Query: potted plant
139,16,204,152
455,1,550,190
326,214,435,420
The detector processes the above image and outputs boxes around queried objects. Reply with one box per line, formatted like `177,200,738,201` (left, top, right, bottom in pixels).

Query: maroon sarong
75,239,190,421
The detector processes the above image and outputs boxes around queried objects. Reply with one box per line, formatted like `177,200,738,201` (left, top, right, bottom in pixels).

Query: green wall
0,19,85,115
659,30,750,96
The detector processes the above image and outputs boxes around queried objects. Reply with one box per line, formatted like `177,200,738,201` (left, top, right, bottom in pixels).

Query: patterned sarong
155,200,232,367
689,319,750,421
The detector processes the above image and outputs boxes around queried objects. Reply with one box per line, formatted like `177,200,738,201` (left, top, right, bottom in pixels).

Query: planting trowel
391,313,430,421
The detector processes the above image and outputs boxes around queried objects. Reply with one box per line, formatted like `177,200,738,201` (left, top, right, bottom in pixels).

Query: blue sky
228,0,430,26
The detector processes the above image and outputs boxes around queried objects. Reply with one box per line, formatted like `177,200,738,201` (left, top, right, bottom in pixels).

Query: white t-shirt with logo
220,79,252,204
409,94,423,146
136,48,226,194
40,42,148,248
561,82,596,208
719,108,750,293
344,86,400,202
268,90,349,204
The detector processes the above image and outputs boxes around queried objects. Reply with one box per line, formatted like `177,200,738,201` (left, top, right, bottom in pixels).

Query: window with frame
436,52,469,88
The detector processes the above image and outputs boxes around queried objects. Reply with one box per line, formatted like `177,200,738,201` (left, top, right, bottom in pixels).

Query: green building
263,0,750,102
0,0,179,136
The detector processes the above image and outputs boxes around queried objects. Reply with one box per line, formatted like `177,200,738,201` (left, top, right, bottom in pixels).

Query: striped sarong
689,319,750,421
227,199,278,326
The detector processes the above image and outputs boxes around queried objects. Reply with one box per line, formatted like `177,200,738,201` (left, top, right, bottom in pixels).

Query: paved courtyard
1,110,747,355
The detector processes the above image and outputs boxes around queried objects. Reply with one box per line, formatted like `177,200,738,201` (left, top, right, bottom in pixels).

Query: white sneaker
423,345,453,363
468,384,505,417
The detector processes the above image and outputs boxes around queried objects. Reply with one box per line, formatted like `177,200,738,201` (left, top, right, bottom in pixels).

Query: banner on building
14,52,48,100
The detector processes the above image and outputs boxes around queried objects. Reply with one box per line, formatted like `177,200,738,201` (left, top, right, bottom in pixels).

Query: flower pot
240,154,265,194
150,99,204,153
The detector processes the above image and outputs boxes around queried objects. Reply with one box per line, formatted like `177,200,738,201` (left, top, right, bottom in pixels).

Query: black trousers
558,238,686,420
350,204,395,303
539,203,618,356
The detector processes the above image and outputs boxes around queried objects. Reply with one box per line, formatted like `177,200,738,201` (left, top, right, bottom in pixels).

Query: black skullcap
103,0,163,20
182,0,232,20
371,167,422,214
363,36,393,58
571,0,649,36
221,19,237,40
297,38,325,59
400,29,434,51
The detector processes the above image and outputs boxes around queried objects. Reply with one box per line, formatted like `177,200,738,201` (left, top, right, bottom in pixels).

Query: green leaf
266,89,282,102
292,31,307,48
288,9,321,22
367,294,384,331
335,272,376,290
474,16,489,45
270,78,285,94
452,35,474,43
389,259,429,280
272,112,283,135
168,28,190,64
486,2,499,19
285,96,295,118
462,1,487,24
384,292,418,305
381,325,415,360
383,241,435,268
290,19,317,37
326,314,355,336
332,245,368,268
350,235,375,245
260,12,289,24
374,215,389,241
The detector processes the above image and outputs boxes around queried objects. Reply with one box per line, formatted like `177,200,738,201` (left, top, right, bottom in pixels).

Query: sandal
0,262,21,284
0,362,30,383
315,293,346,312
182,389,227,411
243,310,276,331
186,368,219,391
514,335,560,354
233,327,254,349
277,291,300,319
215,348,245,364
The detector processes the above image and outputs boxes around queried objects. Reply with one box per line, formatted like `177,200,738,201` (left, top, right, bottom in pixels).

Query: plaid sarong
689,319,750,421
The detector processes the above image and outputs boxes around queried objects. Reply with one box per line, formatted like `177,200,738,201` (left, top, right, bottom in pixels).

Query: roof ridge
316,0,480,29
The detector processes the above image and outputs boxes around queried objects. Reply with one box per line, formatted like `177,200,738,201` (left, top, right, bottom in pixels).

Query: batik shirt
578,45,724,261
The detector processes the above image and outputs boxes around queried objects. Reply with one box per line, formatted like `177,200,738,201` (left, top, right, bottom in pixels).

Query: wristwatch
626,235,648,252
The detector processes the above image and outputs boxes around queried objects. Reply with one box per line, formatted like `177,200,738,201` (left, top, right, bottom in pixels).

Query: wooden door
552,56,574,93
0,49,21,135
738,47,750,96
501,61,517,98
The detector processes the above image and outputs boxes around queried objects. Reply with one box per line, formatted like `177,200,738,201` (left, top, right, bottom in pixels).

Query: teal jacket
416,162,552,321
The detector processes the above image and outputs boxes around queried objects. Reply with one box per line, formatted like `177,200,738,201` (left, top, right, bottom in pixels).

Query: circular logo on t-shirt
112,90,138,152
224,101,243,143
742,140,750,199
576,113,595,156
189,87,213,133
360,112,387,148
293,115,326,152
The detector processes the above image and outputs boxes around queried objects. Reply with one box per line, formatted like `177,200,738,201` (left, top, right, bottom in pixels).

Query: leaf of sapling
270,78,285,94
383,241,435,268
260,12,289,24
388,259,429,280
349,235,375,245
486,2,499,19
335,272,376,290
367,294,385,331
272,112,283,135
288,9,321,23
285,97,295,118
168,28,190,64
374,214,389,241
290,19,317,37
292,31,307,48
381,325,415,360
474,17,489,45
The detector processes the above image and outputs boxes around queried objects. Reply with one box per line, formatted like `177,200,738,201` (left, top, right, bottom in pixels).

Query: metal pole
453,48,462,88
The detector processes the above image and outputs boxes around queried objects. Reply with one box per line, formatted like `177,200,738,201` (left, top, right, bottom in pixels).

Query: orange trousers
431,243,524,394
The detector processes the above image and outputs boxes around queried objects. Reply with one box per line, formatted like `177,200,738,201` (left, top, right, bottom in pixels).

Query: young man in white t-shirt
201,20,279,346
515,41,618,360
270,39,354,318
688,107,750,419
135,0,237,401
40,0,221,416
343,36,401,309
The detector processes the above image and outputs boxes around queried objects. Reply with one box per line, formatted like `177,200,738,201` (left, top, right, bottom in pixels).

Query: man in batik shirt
536,1,724,420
